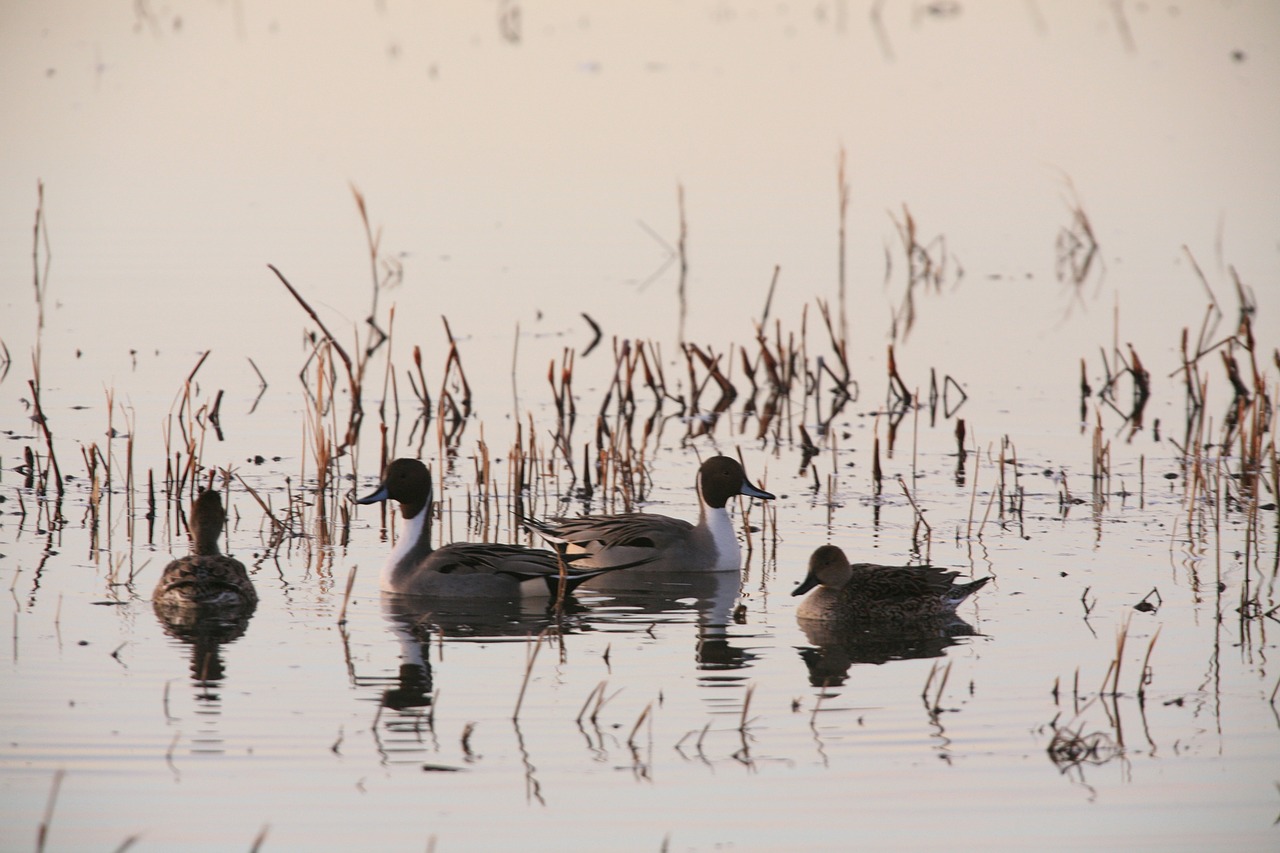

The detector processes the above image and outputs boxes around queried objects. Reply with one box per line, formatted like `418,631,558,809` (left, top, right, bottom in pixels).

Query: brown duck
153,490,257,614
792,544,989,622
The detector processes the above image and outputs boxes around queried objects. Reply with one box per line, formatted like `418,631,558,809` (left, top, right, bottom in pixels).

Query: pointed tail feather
522,515,581,550
946,576,992,607
540,544,660,597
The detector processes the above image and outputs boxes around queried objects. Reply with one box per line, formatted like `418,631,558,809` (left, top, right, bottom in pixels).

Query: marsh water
2,3,1279,851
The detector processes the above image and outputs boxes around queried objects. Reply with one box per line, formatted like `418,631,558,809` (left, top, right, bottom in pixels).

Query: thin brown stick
36,769,65,853
337,565,358,625
627,702,653,749
268,264,363,452
837,147,850,347
576,681,607,725
676,183,688,345
512,627,550,721
28,369,63,499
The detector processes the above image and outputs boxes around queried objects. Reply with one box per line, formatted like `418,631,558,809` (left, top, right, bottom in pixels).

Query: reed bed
9,192,1274,603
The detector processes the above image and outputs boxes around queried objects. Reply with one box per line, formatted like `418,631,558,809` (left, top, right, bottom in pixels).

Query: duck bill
791,573,819,597
739,480,775,501
356,484,390,505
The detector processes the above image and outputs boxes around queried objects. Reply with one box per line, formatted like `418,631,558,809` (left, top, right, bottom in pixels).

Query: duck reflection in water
155,608,255,702
797,616,979,687
579,569,757,671
371,592,590,721
153,490,257,719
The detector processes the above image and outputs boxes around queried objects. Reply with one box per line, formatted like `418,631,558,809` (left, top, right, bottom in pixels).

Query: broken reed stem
337,564,358,625
512,627,551,721
872,431,883,497
249,825,270,853
28,365,64,499
896,475,932,562
576,681,607,725
810,680,829,727
511,321,521,419
760,264,781,328
976,442,1000,537
695,720,712,752
836,147,850,350
1103,615,1131,697
36,768,65,853
32,180,51,366
123,403,137,547
351,183,383,320
234,474,288,543
627,702,653,749
926,653,957,706
931,660,953,711
268,263,363,453
922,662,937,700
591,686,623,726
965,426,980,540
738,683,756,733
676,183,688,345
1137,625,1161,699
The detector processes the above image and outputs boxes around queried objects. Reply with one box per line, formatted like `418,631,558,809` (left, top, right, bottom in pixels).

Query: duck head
357,458,433,520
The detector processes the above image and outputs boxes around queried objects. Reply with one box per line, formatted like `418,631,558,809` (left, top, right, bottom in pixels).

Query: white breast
704,506,741,571
384,511,428,589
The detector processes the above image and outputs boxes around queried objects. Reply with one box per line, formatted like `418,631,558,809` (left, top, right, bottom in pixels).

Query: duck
524,455,775,574
792,544,990,622
356,457,616,599
153,490,258,614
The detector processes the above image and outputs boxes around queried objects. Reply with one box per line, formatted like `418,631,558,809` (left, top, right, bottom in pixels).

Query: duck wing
526,513,694,551
155,555,258,606
848,563,962,602
426,542,568,579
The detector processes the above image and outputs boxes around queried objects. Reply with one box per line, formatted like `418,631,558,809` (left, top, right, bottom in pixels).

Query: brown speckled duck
153,490,258,615
792,544,990,623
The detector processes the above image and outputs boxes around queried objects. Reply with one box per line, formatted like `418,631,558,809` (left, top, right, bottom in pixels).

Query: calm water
2,2,1278,851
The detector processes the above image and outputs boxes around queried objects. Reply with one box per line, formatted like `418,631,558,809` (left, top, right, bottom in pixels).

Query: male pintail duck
525,455,775,574
357,457,616,598
153,490,258,613
792,544,990,622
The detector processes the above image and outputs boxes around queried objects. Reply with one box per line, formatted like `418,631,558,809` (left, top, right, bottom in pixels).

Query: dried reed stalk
676,183,688,345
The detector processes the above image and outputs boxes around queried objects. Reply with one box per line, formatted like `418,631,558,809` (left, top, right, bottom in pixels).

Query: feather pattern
793,545,990,622
358,458,619,598
525,455,774,574
153,490,257,613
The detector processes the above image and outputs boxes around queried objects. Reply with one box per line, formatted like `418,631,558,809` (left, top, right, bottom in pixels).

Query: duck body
525,455,774,575
359,458,612,599
793,544,989,623
153,490,258,615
